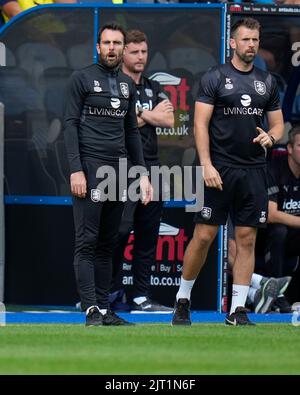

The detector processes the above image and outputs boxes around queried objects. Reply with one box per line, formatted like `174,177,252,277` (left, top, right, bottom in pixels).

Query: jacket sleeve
124,81,146,169
63,71,86,174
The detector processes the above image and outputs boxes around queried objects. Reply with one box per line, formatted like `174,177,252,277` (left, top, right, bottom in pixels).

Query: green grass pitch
0,324,300,374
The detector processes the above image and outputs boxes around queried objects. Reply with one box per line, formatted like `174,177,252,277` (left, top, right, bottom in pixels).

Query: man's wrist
137,105,144,117
269,135,276,146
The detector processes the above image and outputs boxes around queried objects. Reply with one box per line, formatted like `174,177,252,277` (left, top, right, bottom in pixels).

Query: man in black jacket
63,22,151,326
111,29,174,312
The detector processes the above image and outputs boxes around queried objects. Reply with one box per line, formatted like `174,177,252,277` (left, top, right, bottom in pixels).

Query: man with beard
111,29,174,313
63,23,151,326
172,17,284,326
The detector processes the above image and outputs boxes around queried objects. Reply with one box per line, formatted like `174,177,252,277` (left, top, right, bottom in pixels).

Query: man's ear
230,38,236,50
96,43,100,55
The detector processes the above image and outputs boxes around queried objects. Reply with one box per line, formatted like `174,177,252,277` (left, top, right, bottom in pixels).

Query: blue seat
0,67,39,116
41,67,73,120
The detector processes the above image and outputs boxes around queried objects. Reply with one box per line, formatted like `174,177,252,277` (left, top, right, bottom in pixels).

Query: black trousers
256,224,300,277
72,160,124,311
111,198,163,300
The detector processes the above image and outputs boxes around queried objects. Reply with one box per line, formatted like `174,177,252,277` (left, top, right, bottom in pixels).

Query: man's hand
253,127,274,148
202,164,223,191
140,175,153,205
138,99,174,128
70,171,87,198
136,116,146,128
153,99,174,114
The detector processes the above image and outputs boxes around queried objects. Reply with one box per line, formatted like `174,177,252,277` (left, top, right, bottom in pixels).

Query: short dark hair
288,125,300,146
230,18,261,38
97,22,126,44
125,30,148,46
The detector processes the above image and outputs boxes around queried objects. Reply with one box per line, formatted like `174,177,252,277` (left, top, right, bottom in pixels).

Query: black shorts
194,166,268,228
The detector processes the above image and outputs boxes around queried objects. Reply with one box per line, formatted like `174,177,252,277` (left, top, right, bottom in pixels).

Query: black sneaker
273,296,293,313
253,277,279,314
131,298,173,313
274,276,292,295
85,306,103,327
103,310,135,326
225,306,255,326
171,298,191,326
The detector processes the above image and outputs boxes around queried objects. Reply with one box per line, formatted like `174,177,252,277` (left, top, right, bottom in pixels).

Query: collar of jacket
97,61,120,76
136,75,146,86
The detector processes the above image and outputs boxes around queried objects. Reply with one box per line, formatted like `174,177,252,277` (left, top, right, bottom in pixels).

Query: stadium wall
2,3,300,309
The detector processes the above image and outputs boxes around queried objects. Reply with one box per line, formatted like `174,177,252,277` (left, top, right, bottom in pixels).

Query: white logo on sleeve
240,94,251,107
111,98,121,109
254,81,266,95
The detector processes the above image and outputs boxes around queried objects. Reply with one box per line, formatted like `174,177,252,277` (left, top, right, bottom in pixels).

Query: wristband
269,135,276,146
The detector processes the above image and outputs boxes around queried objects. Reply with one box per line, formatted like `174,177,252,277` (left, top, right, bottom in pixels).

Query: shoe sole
255,278,279,314
225,317,237,326
225,318,256,326
225,320,255,326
